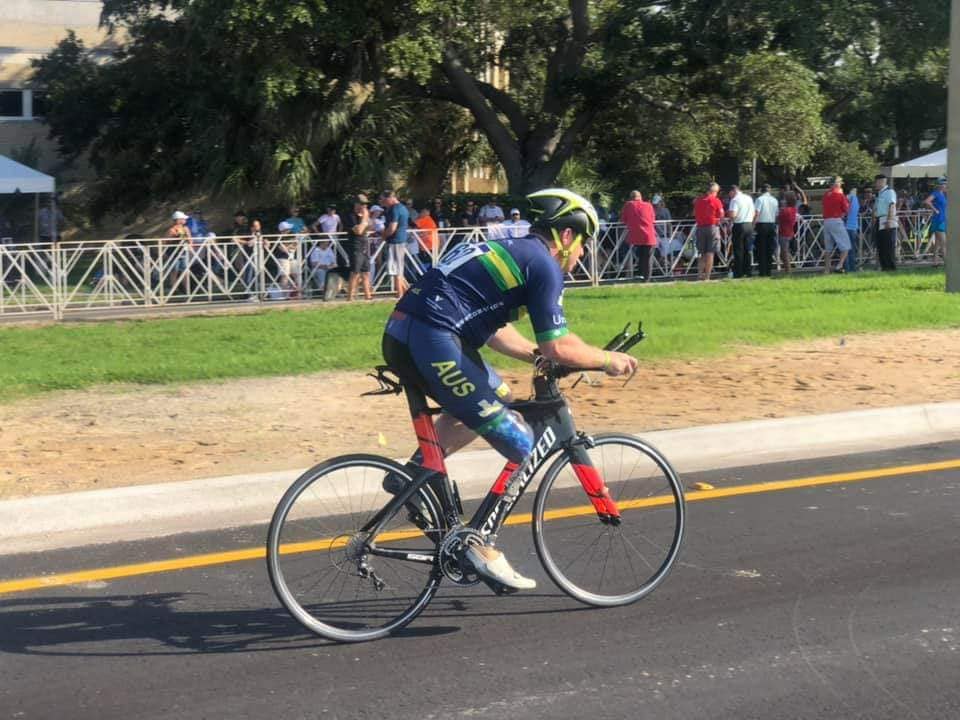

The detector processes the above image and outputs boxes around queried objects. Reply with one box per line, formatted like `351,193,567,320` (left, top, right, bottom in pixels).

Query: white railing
0,211,936,320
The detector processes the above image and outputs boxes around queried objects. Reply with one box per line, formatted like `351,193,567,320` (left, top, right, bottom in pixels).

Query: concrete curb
3,402,959,554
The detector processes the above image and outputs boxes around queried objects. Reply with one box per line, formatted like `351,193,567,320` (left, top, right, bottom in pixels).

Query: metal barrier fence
0,211,936,320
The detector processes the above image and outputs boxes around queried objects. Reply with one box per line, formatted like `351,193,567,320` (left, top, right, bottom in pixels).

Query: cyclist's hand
604,351,638,377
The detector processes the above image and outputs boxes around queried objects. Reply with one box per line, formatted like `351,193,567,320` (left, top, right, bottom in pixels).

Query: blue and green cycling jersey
394,236,569,348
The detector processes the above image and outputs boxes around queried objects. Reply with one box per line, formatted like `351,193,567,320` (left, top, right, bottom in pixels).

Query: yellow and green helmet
526,188,600,259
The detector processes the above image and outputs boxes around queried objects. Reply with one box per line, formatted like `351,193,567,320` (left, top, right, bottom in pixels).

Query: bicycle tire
532,434,685,607
267,454,443,642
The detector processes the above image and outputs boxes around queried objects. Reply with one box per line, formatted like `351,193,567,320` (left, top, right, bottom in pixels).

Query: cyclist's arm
540,333,636,376
487,324,537,362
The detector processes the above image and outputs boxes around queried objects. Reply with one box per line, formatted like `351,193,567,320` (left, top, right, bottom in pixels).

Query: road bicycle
267,322,685,642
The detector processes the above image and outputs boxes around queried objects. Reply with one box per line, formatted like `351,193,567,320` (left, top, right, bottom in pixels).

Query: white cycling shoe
465,544,536,591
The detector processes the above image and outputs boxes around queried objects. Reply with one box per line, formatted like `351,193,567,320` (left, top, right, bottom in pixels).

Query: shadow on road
0,589,593,656
0,593,459,657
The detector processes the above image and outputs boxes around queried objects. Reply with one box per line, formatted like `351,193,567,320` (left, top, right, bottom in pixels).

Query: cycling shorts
383,311,533,463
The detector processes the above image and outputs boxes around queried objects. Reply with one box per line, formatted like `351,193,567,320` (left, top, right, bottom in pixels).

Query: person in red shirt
620,190,656,282
777,192,798,274
693,182,724,280
819,176,852,273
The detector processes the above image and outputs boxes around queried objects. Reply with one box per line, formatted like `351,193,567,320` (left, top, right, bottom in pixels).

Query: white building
0,0,112,170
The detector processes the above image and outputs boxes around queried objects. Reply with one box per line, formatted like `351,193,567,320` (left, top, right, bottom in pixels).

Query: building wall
0,0,110,171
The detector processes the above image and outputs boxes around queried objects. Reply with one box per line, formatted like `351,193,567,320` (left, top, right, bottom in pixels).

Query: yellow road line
1,458,958,597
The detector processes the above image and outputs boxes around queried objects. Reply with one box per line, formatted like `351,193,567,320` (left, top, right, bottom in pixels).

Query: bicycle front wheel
532,434,685,607
267,454,443,643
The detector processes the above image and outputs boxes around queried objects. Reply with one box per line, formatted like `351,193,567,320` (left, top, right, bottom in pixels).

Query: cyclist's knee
480,410,533,464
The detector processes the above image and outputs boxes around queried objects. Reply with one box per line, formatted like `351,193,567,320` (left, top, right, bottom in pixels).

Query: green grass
1,269,959,403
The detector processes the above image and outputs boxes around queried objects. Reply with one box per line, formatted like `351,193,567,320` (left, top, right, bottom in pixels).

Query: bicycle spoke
534,436,684,606
268,456,440,641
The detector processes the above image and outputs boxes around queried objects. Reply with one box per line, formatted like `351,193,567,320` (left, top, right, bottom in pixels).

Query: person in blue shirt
844,187,861,272
382,188,638,591
283,206,307,234
923,177,948,267
186,209,209,239
381,190,411,298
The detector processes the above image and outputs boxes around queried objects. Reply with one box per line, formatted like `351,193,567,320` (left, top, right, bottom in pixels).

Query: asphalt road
2,442,959,720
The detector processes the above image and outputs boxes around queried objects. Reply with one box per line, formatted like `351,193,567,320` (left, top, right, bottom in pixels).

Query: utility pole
948,0,960,291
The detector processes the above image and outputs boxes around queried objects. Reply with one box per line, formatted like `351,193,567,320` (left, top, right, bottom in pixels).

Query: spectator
861,187,875,217
192,231,226,283
37,198,64,244
874,174,898,271
168,210,192,290
315,204,342,234
503,208,531,238
381,189,411,298
777,192,798,274
727,185,757,278
457,200,479,228
923,177,948,267
242,218,263,299
284,206,306,233
620,190,656,282
653,195,677,273
369,204,385,279
591,192,610,224
780,181,809,209
274,221,301,297
404,199,418,229
477,198,505,226
308,238,338,298
753,184,778,277
845,186,860,272
693,183,724,281
414,207,439,260
345,194,373,301
430,197,449,228
186,209,208,239
228,210,249,238
820,176,852,273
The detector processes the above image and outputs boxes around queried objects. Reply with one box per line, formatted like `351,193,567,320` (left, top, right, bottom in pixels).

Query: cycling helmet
526,188,600,260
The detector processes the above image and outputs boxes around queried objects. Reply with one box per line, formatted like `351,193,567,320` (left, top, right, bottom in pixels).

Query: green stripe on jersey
535,327,569,342
487,242,525,287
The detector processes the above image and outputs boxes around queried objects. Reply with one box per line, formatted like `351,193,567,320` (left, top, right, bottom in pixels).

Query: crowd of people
616,175,948,282
148,177,947,302
160,193,536,302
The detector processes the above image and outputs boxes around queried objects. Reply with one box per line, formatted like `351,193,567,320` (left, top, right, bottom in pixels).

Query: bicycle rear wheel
532,434,684,607
267,454,443,643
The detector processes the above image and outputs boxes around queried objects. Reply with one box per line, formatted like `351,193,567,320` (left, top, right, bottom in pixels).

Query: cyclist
382,188,638,591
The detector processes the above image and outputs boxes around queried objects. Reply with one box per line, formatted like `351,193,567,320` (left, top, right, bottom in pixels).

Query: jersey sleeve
526,259,569,343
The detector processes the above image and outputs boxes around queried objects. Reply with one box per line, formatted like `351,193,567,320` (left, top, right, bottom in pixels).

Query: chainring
438,526,484,585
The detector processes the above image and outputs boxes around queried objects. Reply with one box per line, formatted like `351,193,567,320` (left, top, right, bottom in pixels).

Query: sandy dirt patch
2,328,959,499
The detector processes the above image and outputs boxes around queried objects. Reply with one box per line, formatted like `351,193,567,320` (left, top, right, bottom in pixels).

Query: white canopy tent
885,148,947,179
0,154,57,243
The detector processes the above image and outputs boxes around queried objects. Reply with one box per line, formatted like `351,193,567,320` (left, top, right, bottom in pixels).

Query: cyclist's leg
383,315,536,590
383,314,533,463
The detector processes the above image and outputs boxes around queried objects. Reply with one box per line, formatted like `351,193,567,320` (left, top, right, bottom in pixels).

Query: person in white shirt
727,185,757,278
314,205,342,234
498,208,531,238
753,184,779,277
477,200,505,226
873,174,898,271
308,238,338,297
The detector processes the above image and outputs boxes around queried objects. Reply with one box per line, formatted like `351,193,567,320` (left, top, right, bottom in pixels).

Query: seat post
403,383,447,475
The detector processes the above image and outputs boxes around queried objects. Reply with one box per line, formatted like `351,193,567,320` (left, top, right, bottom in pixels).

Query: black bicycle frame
360,370,624,565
